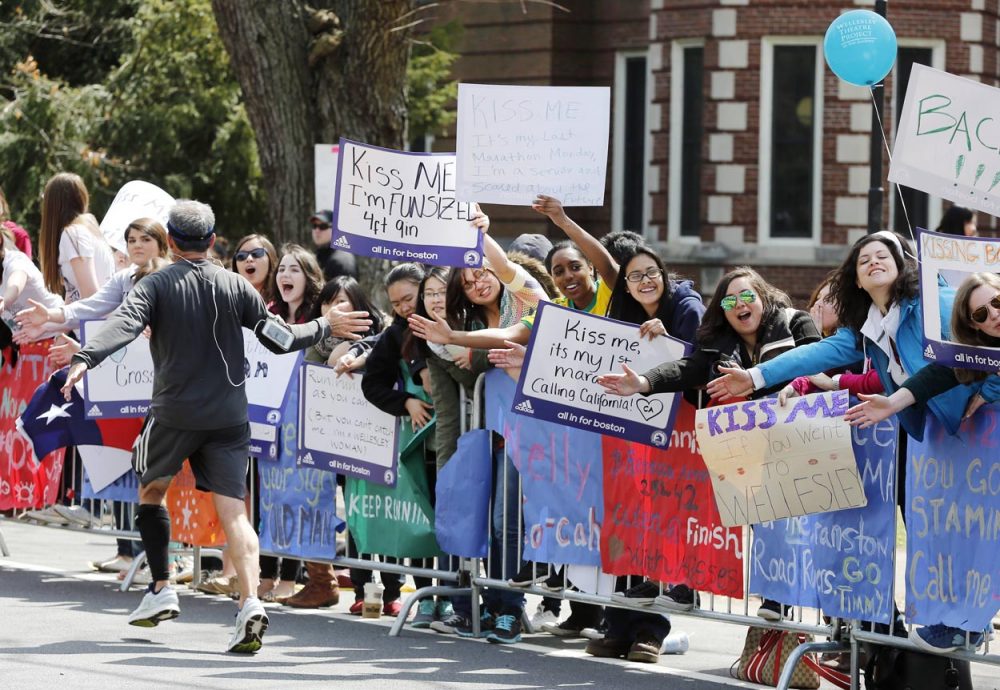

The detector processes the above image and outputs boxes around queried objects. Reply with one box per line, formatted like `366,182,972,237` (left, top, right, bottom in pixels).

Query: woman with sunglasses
230,234,278,306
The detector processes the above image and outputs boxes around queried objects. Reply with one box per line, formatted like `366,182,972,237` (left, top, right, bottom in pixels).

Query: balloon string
870,86,917,254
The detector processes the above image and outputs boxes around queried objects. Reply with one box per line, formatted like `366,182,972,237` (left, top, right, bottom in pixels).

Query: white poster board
78,445,132,493
100,181,174,255
889,64,1000,217
314,143,340,211
243,327,302,426
81,319,153,419
455,84,611,206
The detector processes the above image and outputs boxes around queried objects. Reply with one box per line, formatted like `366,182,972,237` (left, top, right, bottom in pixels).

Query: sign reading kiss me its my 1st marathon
511,302,690,447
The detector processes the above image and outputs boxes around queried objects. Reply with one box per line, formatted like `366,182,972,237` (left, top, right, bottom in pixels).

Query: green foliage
407,20,460,139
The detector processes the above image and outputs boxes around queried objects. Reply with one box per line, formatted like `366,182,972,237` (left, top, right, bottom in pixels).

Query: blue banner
907,406,1000,631
749,418,897,624
435,429,492,558
487,369,603,566
82,468,139,502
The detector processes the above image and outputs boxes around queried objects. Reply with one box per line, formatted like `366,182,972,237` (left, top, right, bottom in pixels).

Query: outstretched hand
408,312,453,345
487,340,526,370
49,333,80,368
15,299,53,329
326,308,372,341
596,364,649,397
844,393,895,428
61,361,87,401
705,366,753,401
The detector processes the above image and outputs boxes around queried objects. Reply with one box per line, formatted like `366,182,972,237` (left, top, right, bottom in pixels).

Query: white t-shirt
58,222,116,303
2,249,63,319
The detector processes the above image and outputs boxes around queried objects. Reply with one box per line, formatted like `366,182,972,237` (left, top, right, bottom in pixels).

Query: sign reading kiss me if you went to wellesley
511,302,690,447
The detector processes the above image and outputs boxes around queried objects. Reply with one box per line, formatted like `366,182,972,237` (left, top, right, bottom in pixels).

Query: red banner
0,341,65,510
166,461,226,547
601,401,744,597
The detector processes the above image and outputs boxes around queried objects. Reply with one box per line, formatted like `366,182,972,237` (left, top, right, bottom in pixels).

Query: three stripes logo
88,405,102,417
513,399,534,414
333,235,351,249
924,344,936,360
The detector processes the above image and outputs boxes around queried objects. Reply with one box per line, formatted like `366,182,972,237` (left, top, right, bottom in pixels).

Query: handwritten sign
750,419,897,624
695,391,867,526
81,319,153,419
244,328,301,459
455,84,610,206
917,227,1000,372
297,362,399,485
512,302,689,447
314,143,339,211
906,408,1000,631
889,64,1000,217
332,138,483,267
100,181,174,255
602,402,745,597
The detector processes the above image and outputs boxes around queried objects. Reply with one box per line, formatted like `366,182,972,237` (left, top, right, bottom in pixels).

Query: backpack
864,646,972,690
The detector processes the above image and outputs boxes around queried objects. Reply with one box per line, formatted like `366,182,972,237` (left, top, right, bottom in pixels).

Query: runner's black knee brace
136,504,171,583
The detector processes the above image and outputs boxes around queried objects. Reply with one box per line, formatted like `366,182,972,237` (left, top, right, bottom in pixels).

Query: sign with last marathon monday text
332,138,484,268
511,302,690,448
455,84,611,207
695,391,867,526
297,363,399,486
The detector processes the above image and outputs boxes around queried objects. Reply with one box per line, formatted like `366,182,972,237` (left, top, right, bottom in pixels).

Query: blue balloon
824,10,897,86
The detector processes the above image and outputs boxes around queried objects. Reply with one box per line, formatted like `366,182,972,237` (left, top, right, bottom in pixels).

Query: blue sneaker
435,598,454,621
486,612,522,644
411,599,437,629
456,611,494,638
910,624,985,653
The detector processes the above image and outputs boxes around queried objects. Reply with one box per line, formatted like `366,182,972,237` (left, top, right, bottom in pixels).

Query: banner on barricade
917,227,1000,371
435,429,491,558
82,319,153,419
750,419,898,624
165,460,225,547
297,362,398,485
455,83,610,206
889,64,1000,218
1,342,65,510
99,180,174,254
244,328,301,460
77,445,132,493
695,391,867,526
906,407,1000,631
314,143,339,211
512,302,689,448
82,461,139,502
332,138,483,268
258,403,344,560
602,402,744,598
487,369,603,566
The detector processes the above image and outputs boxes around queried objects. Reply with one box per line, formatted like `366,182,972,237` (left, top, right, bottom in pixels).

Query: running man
62,200,373,653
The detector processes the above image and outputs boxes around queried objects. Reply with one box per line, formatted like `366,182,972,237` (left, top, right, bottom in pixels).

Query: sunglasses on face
311,222,331,230
971,295,1000,324
720,289,757,311
625,267,663,283
235,247,268,262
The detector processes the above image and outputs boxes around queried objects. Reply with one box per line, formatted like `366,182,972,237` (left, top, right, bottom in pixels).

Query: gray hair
168,199,215,239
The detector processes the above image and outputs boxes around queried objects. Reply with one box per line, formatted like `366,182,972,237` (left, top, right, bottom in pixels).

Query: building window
613,52,650,233
768,45,817,239
679,46,704,237
893,47,933,234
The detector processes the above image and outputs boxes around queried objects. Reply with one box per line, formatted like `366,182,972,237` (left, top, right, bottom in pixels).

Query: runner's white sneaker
128,585,180,627
228,597,269,654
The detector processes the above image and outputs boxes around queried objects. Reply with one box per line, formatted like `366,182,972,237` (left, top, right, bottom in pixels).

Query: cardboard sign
314,143,340,211
81,319,153,419
244,328,301,459
297,362,399,486
332,138,483,268
100,181,174,255
77,444,132,493
695,391,867,526
917,227,1000,372
455,83,611,206
512,302,689,448
750,419,898,624
889,64,1000,217
906,409,1000,631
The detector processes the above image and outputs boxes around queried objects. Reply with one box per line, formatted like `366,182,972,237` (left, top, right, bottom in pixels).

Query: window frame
612,48,653,237
668,39,706,243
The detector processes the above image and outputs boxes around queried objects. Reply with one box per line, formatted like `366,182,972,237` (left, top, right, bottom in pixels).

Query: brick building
434,0,998,303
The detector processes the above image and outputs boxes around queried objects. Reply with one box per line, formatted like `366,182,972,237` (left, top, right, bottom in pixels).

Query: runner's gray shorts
132,415,251,499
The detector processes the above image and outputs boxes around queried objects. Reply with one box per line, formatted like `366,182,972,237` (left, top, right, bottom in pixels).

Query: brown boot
283,561,340,608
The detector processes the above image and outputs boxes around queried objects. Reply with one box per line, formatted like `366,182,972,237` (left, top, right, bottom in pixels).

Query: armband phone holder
260,315,294,351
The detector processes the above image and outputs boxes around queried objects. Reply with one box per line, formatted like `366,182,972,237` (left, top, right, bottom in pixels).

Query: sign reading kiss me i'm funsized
511,302,690,447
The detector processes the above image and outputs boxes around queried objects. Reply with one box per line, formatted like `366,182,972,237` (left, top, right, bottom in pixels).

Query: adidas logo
924,344,936,359
514,399,534,414
333,235,351,249
301,452,314,465
88,405,102,417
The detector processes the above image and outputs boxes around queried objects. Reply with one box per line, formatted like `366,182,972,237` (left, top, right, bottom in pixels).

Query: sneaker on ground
52,504,97,528
411,599,437,628
349,598,364,616
585,636,631,658
526,605,558,634
539,570,565,592
541,612,589,638
128,585,180,627
627,635,661,663
757,599,792,622
456,611,495,638
910,624,985,654
21,507,69,525
654,584,700,612
383,599,402,617
197,574,239,596
435,599,454,621
430,612,470,634
91,555,134,573
580,623,608,640
172,556,195,584
508,562,550,588
487,611,522,644
228,597,269,654
610,580,660,606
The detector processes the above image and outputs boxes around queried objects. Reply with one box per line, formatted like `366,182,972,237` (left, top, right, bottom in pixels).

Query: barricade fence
2,363,1000,690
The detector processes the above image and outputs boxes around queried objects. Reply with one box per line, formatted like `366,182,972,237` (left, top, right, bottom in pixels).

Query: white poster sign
78,445,132,493
81,319,153,419
100,181,174,254
455,83,611,206
314,143,340,211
